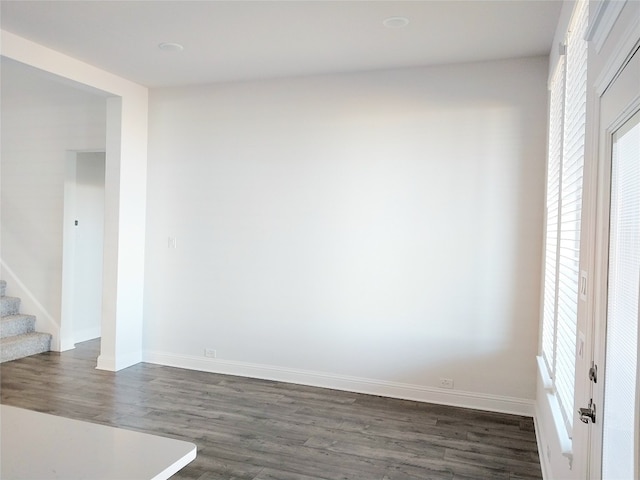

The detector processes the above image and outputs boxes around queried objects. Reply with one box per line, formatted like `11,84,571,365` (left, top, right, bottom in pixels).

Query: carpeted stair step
1,296,21,316
0,279,52,362
1,314,36,338
1,332,52,363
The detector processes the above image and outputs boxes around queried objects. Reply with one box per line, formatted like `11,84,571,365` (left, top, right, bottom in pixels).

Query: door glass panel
602,110,640,479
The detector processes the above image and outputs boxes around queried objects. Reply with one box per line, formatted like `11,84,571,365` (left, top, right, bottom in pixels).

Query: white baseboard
97,350,142,372
73,327,101,345
96,354,116,371
59,336,76,352
143,350,535,417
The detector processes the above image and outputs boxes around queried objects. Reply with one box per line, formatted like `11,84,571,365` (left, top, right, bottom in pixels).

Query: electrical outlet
204,348,216,358
439,378,454,389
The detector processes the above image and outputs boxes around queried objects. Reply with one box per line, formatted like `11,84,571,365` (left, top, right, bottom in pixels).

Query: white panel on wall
144,57,548,404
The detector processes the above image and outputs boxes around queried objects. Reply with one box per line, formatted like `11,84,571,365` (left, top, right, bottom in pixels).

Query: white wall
0,58,106,349
144,56,548,411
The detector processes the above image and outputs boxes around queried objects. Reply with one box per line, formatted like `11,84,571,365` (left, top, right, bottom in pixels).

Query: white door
588,46,640,479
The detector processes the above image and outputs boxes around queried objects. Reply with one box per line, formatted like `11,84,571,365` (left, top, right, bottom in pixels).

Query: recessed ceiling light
383,16,409,28
158,42,184,52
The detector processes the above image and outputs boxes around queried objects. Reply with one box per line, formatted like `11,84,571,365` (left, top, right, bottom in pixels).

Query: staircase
1,280,52,363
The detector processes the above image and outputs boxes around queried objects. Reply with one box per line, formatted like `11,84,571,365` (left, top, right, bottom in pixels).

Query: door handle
579,400,596,424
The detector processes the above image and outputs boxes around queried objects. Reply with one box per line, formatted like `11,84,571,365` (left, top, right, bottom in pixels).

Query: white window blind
542,58,565,374
540,0,588,435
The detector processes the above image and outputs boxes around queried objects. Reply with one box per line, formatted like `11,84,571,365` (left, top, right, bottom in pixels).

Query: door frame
587,43,640,478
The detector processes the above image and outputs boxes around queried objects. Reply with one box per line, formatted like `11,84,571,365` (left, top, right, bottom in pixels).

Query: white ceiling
0,1,563,88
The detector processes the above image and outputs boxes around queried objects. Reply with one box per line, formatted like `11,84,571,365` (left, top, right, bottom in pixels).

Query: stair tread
1,332,52,345
1,314,36,321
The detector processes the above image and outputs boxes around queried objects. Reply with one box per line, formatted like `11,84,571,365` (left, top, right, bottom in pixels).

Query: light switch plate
580,270,588,301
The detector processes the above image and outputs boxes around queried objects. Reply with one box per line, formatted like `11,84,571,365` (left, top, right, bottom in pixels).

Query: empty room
1,1,639,479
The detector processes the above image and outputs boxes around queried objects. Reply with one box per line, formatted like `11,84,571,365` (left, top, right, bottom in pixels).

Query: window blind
540,0,588,436
542,58,565,374
555,0,588,432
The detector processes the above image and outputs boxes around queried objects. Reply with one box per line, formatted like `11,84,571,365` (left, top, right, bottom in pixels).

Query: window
541,0,588,435
602,110,640,480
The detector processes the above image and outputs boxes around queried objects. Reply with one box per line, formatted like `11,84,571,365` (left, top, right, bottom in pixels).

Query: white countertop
1,405,197,480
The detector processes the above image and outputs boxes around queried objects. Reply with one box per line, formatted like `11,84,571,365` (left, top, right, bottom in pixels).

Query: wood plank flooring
1,340,542,480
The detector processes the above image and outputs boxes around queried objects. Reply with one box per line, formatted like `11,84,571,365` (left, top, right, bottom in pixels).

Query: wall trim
73,327,101,345
143,350,535,417
594,12,640,96
537,355,553,390
97,350,142,372
96,354,116,371
533,404,551,480
586,0,628,53
537,356,573,466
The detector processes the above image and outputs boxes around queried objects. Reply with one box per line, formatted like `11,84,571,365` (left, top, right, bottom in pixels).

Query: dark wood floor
1,340,542,480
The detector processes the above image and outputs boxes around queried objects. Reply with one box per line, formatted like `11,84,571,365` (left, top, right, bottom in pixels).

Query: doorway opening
61,151,106,350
